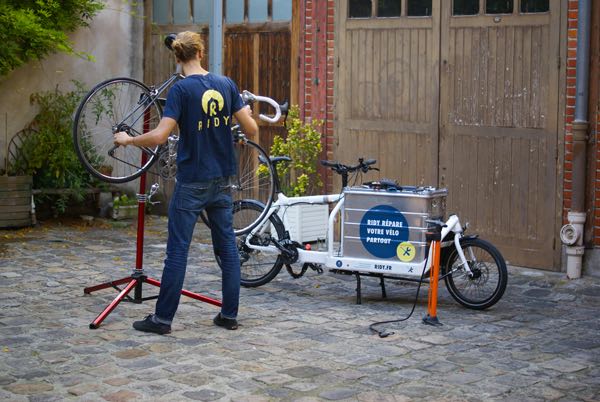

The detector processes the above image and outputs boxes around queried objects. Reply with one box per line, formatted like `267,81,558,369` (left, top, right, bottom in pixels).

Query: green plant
0,0,104,76
112,194,137,208
264,105,324,196
12,82,105,214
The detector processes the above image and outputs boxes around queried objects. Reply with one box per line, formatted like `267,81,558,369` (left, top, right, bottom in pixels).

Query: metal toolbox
342,186,447,264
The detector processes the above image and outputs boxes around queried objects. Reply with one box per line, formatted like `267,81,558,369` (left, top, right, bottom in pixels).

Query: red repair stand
84,154,222,329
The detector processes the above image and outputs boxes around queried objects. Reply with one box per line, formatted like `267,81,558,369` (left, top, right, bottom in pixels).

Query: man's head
171,31,205,64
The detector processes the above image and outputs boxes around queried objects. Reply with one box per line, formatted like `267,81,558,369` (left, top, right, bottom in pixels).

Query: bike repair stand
423,220,444,327
84,166,222,329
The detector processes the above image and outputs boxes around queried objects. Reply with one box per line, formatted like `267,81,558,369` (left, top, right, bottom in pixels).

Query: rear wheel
73,78,162,183
216,200,284,287
442,237,507,310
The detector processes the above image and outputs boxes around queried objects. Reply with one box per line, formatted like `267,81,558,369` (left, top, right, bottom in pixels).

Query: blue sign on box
359,205,409,259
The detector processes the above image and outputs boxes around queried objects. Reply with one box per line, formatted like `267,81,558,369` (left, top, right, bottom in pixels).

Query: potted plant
10,83,106,218
267,105,327,243
111,193,138,220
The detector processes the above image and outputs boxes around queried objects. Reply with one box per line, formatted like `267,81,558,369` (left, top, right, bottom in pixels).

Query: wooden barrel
0,176,33,228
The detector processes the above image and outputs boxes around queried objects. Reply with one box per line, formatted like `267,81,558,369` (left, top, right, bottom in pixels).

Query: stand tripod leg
84,277,131,294
145,277,222,307
89,279,139,329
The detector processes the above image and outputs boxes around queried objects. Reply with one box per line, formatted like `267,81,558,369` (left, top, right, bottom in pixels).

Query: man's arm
234,106,258,137
114,117,177,147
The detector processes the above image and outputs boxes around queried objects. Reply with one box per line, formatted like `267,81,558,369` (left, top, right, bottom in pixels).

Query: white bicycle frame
243,191,474,278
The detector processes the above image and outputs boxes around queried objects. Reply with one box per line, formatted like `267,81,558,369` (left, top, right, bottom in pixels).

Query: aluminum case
342,186,447,264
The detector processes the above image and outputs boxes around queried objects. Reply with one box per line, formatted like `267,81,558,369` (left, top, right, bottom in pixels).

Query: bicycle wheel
200,138,275,235
73,77,162,183
215,200,284,287
442,237,508,310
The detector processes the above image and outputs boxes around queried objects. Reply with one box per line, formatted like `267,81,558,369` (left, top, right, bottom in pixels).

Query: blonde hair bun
173,31,204,63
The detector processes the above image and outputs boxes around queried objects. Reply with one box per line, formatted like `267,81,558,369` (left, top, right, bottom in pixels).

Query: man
114,31,258,334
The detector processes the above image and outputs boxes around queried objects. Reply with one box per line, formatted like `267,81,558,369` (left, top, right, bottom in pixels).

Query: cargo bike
227,157,508,311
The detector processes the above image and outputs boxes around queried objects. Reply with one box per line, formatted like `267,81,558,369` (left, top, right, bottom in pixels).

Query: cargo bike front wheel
442,237,507,310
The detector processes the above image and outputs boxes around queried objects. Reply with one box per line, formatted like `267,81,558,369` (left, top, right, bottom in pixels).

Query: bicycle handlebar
241,90,283,123
321,158,377,174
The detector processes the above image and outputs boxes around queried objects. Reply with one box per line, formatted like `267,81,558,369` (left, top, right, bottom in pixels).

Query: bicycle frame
243,192,474,278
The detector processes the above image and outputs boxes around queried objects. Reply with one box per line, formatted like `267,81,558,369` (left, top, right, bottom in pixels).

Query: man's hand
114,131,133,147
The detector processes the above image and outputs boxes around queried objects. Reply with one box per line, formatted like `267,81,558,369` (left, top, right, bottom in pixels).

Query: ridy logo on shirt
198,89,231,130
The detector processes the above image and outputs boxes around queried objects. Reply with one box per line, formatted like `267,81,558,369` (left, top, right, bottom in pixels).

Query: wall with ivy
0,0,144,174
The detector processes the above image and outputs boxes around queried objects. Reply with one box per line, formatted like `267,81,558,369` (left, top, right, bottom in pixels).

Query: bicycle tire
200,138,275,235
442,237,508,310
215,200,284,287
73,77,162,183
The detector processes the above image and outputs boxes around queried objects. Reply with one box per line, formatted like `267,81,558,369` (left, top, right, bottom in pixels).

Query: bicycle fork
441,215,474,277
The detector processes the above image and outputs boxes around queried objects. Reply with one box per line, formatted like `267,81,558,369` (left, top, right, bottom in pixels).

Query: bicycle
72,35,283,235
229,157,508,310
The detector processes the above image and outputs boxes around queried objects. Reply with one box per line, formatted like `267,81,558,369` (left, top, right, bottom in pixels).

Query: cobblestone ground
0,216,599,401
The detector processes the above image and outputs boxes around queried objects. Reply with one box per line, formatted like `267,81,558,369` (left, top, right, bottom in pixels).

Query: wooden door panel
440,6,560,269
335,2,440,188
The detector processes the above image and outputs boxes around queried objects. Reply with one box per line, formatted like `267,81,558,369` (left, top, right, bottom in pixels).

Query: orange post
426,240,441,321
423,223,443,326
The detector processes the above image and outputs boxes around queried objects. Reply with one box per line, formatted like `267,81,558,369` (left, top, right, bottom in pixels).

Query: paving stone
281,366,329,379
253,373,295,385
537,358,588,373
67,382,100,396
112,348,150,359
182,389,226,401
319,388,359,400
5,382,54,394
284,381,320,392
103,377,132,386
101,390,141,402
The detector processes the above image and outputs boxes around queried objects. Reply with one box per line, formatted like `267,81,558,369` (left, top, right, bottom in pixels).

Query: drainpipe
561,0,592,279
209,0,223,75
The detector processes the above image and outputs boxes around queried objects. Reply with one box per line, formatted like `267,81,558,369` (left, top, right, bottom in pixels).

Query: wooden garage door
438,0,560,269
335,0,561,269
334,1,441,186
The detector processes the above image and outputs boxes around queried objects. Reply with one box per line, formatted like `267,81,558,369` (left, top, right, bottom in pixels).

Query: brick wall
298,0,336,192
592,2,600,247
564,0,600,247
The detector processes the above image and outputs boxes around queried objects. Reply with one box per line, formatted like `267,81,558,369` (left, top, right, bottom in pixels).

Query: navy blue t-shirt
163,73,244,183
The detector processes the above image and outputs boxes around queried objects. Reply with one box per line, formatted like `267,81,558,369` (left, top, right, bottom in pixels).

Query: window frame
348,0,434,19
449,0,550,17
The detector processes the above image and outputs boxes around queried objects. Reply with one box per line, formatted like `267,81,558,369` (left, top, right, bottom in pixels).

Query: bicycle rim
73,78,162,183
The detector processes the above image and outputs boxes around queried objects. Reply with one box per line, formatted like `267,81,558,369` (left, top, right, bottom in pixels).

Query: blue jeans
155,178,240,323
